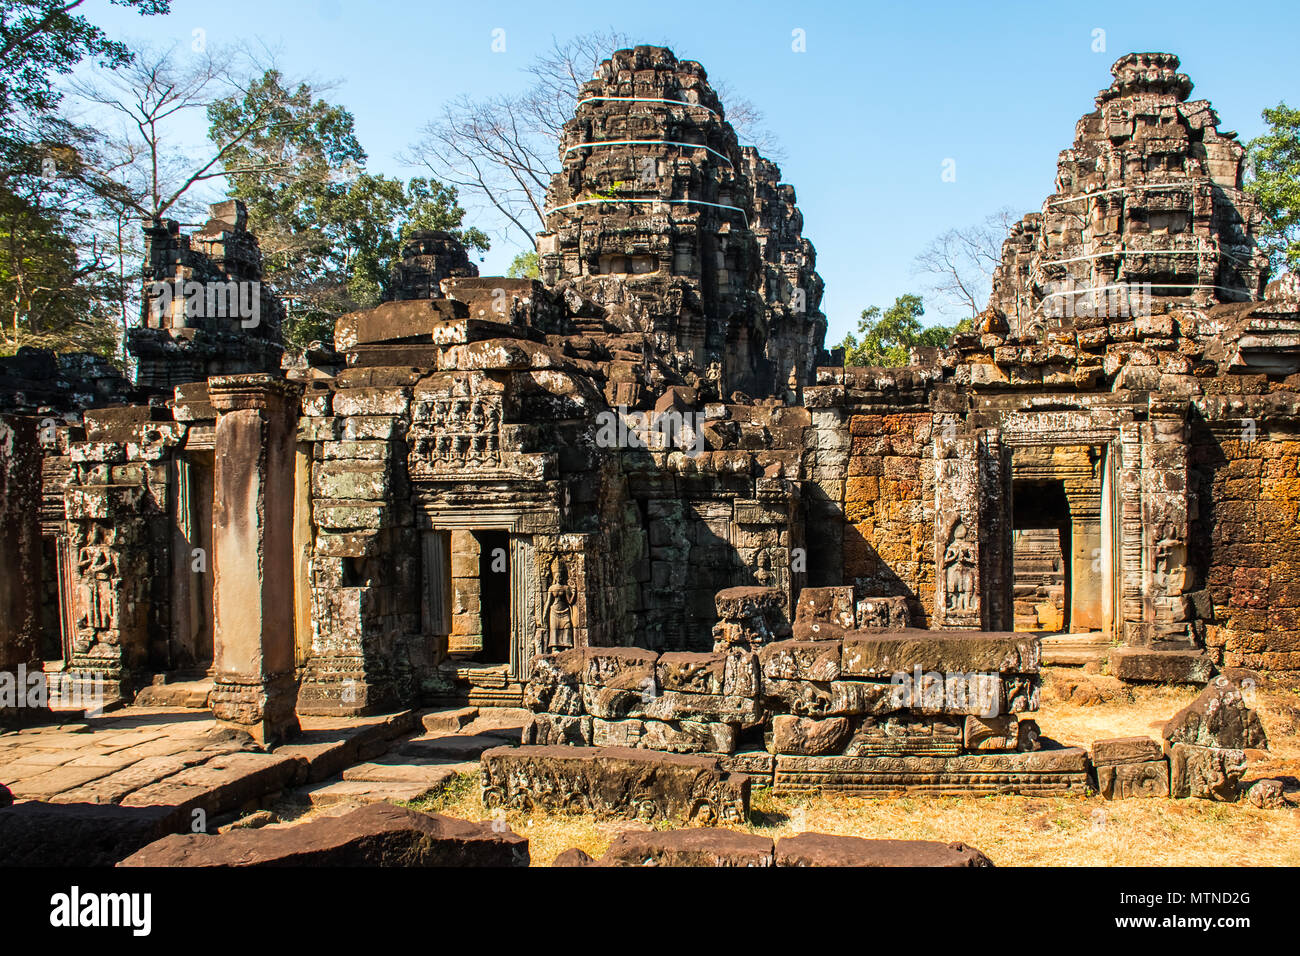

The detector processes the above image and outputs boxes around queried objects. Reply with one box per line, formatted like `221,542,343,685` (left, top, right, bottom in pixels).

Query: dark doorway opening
1012,478,1071,632
475,530,511,665
38,536,63,661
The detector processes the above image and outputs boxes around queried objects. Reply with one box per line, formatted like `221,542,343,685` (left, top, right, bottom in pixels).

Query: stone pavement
0,704,531,863
289,706,530,808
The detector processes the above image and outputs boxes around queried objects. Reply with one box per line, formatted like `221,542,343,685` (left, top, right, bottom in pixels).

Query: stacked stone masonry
0,48,1297,790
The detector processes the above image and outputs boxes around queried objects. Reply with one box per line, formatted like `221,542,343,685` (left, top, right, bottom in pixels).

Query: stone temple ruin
0,48,1294,817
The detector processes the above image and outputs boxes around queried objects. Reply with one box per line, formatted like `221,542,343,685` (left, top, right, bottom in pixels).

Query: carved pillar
934,429,983,629
0,416,45,723
208,374,301,746
1140,399,1192,643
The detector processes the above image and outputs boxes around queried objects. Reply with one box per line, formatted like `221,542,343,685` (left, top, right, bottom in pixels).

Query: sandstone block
120,804,527,866
480,745,749,825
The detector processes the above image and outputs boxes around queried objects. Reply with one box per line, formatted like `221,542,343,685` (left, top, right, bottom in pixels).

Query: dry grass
398,668,1300,866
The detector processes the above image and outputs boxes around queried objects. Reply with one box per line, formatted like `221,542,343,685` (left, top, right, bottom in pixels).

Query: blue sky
82,0,1300,345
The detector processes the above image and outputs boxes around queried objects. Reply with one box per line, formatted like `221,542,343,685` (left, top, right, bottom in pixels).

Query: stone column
0,416,45,724
208,374,301,746
934,430,984,629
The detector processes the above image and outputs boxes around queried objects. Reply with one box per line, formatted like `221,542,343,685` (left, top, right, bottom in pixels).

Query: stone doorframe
416,506,537,681
962,399,1191,644
996,410,1123,639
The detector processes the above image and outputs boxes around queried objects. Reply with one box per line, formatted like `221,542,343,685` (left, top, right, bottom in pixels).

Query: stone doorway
1008,444,1106,638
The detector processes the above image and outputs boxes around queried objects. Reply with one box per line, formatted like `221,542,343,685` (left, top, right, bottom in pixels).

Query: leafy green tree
1247,102,1300,273
208,70,488,351
506,250,539,279
0,1,170,360
0,0,169,120
839,294,967,367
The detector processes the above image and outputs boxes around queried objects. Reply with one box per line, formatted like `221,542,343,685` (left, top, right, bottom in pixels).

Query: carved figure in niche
754,550,775,588
1152,522,1181,593
943,519,977,613
74,522,119,630
542,556,576,652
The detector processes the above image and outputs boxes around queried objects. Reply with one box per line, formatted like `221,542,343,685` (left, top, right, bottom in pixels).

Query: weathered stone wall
1190,391,1300,671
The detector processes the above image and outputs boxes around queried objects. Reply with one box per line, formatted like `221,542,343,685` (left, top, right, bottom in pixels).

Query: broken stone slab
1110,648,1214,684
0,802,180,866
1168,743,1246,801
774,748,1089,796
775,833,993,867
1162,674,1269,751
480,745,749,826
1091,736,1164,766
771,715,850,756
120,804,528,867
1096,760,1170,799
759,640,842,681
599,828,775,867
656,651,757,696
840,631,1040,678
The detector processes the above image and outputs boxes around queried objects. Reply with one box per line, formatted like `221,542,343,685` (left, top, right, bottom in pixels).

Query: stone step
421,707,479,735
133,679,214,709
341,760,460,787
396,733,506,761
292,778,442,808
1110,647,1213,684
1040,631,1110,667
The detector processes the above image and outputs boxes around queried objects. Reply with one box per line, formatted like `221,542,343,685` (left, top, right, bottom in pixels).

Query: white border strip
545,197,749,227
577,96,719,117
565,139,733,166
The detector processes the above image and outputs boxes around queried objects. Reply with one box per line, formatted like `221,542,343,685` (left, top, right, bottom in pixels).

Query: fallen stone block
1110,648,1214,684
1091,736,1163,766
552,847,597,866
964,715,1019,752
854,595,911,630
1168,743,1246,801
794,586,856,629
480,745,749,825
772,715,850,755
1096,760,1170,799
1246,779,1287,809
1162,674,1269,752
600,828,774,867
775,833,992,867
120,804,528,866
